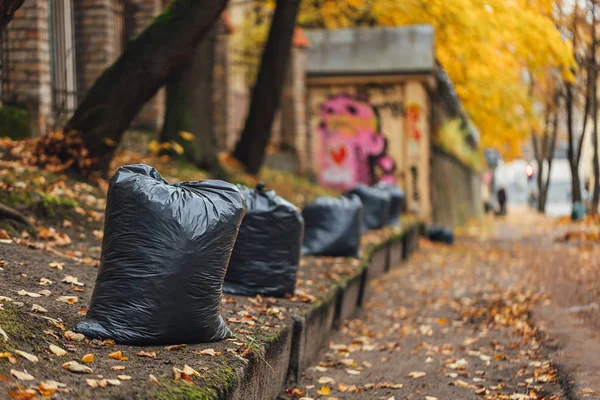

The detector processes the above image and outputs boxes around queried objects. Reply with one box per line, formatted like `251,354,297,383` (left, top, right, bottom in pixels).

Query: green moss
154,363,237,400
38,193,78,219
0,106,31,140
0,304,38,352
155,382,218,400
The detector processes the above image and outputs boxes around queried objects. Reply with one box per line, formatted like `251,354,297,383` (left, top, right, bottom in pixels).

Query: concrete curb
222,223,423,400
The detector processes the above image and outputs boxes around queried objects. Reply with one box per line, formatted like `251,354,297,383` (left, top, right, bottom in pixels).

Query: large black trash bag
374,182,406,225
426,224,454,245
302,195,363,257
75,164,247,345
345,184,391,231
223,183,304,297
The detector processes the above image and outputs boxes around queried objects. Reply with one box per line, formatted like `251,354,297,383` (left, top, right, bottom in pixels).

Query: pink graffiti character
318,94,396,190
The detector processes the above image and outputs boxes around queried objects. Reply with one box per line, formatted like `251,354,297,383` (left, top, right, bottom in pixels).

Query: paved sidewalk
282,209,600,400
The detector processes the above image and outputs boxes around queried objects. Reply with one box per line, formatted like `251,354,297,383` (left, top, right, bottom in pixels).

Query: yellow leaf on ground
10,369,35,381
81,353,94,363
200,348,217,356
15,350,38,363
57,296,78,304
149,374,158,384
63,330,85,342
408,371,427,378
118,375,132,380
49,261,63,270
111,366,126,371
49,344,67,356
182,364,201,377
171,142,184,155
148,140,161,155
0,352,17,364
179,131,196,141
18,290,41,298
31,304,47,313
63,361,93,374
0,326,8,342
317,386,331,395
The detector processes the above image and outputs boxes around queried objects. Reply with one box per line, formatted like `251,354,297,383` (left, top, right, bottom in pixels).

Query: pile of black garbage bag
426,224,454,245
223,183,304,297
75,165,247,345
77,164,409,345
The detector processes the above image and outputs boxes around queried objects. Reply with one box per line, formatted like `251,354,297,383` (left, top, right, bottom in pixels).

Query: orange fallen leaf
108,351,128,361
317,385,331,395
7,389,37,399
164,344,185,351
0,352,17,364
137,350,156,358
81,353,94,363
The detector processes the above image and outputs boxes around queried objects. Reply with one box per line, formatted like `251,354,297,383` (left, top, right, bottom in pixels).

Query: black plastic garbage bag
374,182,405,225
426,224,454,245
345,184,391,231
223,183,304,297
302,195,364,257
75,164,247,345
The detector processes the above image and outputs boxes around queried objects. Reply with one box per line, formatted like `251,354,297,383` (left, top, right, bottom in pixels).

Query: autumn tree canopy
232,0,575,160
296,0,574,159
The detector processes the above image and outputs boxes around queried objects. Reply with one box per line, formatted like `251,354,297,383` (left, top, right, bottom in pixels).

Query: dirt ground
281,209,600,400
0,207,400,400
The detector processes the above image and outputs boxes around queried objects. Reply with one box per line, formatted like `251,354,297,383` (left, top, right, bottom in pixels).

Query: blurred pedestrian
497,187,507,215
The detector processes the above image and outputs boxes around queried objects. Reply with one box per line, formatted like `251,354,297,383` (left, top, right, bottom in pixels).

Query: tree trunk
57,0,228,177
543,111,559,212
232,0,301,174
0,0,24,31
566,83,584,204
161,22,223,174
592,2,600,215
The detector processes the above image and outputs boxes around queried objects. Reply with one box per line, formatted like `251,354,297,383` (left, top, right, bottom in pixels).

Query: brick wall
3,0,52,135
74,0,119,100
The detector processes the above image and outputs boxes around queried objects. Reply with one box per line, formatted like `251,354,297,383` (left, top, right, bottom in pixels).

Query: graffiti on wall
317,94,396,190
406,103,422,156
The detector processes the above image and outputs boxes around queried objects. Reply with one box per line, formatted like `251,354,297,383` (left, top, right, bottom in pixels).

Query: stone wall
305,78,432,220
2,0,52,135
430,146,482,227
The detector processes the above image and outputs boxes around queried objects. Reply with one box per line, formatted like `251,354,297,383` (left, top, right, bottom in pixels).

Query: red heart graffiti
330,146,347,165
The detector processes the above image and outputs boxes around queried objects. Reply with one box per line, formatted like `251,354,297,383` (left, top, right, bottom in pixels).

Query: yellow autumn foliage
301,0,574,159
436,119,485,172
236,0,574,160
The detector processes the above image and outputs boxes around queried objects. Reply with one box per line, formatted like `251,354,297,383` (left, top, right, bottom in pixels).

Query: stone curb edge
223,222,424,400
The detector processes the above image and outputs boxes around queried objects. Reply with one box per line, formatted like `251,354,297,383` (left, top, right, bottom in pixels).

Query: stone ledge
211,221,423,400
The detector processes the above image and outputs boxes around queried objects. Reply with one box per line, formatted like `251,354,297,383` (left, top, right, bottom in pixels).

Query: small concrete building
303,25,481,224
